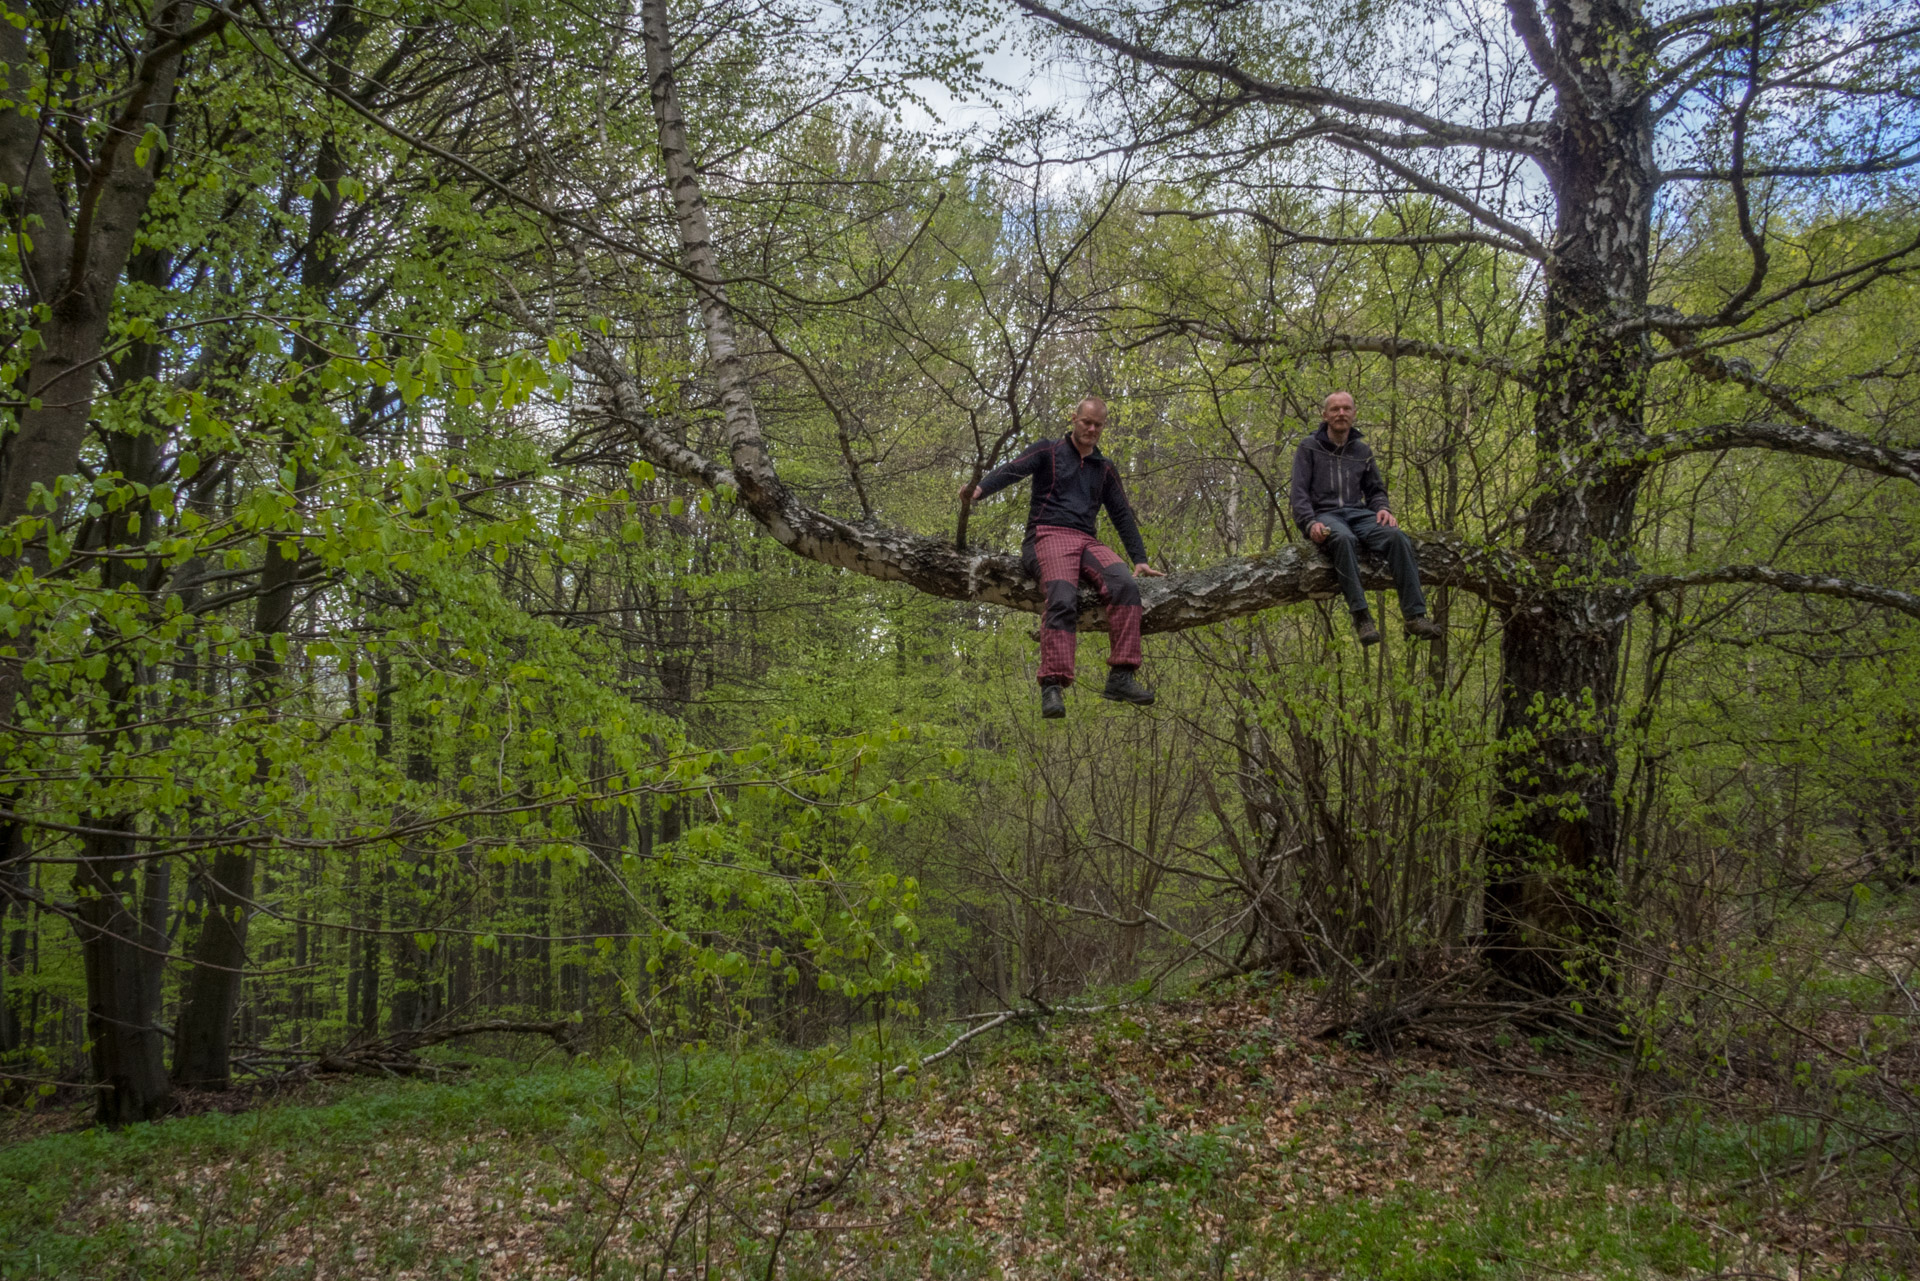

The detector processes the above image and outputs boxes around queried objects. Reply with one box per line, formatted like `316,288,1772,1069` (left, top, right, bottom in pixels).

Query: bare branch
1637,566,1920,620
1324,132,1552,260
1010,0,1547,156
1134,314,1537,385
1665,348,1861,437
1141,205,1539,259
1660,151,1920,183
1640,420,1920,487
1629,228,1920,339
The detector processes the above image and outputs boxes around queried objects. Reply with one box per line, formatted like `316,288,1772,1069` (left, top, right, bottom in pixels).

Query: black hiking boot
1404,614,1443,642
1101,667,1156,706
1041,683,1066,719
1354,615,1382,646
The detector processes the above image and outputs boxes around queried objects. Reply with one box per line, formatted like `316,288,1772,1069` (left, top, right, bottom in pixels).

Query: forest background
0,0,1916,1272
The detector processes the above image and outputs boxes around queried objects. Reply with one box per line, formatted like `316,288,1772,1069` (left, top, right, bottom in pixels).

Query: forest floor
0,983,1909,1279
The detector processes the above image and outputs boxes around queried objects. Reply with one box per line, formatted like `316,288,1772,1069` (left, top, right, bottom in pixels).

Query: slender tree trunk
389,701,434,1034
171,847,254,1087
0,823,24,1054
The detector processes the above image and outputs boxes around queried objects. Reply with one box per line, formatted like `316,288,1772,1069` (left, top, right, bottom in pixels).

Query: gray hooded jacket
1288,425,1390,532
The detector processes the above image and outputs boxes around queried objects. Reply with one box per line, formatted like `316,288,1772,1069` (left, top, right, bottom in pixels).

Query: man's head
1322,391,1356,442
1069,397,1108,454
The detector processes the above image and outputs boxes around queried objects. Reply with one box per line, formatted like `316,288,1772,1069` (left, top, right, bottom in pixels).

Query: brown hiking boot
1404,615,1443,642
1101,667,1156,706
1354,616,1381,646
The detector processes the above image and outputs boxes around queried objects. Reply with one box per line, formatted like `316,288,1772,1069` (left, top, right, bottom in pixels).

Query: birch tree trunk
1482,0,1657,996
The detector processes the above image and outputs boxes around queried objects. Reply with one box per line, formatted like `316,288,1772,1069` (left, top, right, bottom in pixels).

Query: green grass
0,1063,611,1279
0,1014,1910,1279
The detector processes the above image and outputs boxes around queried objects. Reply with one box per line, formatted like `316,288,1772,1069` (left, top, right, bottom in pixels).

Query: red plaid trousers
1026,525,1144,684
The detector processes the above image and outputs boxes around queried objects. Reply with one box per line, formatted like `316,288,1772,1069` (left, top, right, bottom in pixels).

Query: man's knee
1097,561,1140,608
1324,528,1357,554
1042,579,1080,631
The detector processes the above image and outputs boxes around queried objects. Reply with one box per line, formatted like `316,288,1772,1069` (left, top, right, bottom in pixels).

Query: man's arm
1100,466,1158,572
1361,452,1392,516
1288,440,1318,532
965,441,1049,502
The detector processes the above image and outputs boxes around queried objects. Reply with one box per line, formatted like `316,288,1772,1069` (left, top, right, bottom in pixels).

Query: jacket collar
1312,424,1366,449
1061,431,1104,463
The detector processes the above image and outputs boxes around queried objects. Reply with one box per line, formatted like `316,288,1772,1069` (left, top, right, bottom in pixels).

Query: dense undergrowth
2,981,1912,1280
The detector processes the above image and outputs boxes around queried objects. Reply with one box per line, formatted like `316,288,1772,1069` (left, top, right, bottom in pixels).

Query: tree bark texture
1481,0,1657,995
75,830,172,1124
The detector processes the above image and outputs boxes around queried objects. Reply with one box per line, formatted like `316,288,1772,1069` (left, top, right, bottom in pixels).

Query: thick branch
1309,333,1535,385
593,377,1529,630
1503,0,1588,110
65,6,231,297
1637,566,1920,620
0,13,75,299
1641,420,1920,486
577,337,739,493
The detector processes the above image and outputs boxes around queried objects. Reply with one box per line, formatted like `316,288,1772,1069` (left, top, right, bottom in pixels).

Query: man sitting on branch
1290,391,1444,647
961,397,1164,719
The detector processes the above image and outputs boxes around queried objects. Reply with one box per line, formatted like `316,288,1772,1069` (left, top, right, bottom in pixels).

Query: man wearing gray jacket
1289,391,1442,647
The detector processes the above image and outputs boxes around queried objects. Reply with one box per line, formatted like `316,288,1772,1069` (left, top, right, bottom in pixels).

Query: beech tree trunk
75,829,172,1124
72,293,180,1121
172,2,363,1083
0,2,216,716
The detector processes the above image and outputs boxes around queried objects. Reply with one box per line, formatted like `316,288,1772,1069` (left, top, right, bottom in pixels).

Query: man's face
1070,401,1107,450
1322,394,1355,436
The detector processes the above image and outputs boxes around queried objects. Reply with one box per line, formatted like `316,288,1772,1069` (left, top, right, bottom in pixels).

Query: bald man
1289,392,1442,647
962,397,1163,718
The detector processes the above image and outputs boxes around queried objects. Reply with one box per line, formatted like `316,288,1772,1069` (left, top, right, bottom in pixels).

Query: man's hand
1134,562,1165,578
1308,521,1330,544
1376,509,1399,529
959,483,982,502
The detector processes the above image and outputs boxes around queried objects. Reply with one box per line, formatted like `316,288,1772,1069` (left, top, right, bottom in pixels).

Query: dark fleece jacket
975,434,1149,566
1288,425,1390,532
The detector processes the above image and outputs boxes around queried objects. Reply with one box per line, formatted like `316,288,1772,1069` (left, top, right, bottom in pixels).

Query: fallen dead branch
238,1019,582,1083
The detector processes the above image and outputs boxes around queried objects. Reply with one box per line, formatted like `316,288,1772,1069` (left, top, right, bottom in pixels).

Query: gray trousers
1315,507,1427,618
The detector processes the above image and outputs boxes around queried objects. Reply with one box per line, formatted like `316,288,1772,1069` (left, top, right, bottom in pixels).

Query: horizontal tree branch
1640,420,1920,486
1140,205,1538,259
1659,151,1920,182
578,379,1535,631
1136,315,1537,385
1637,565,1920,619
